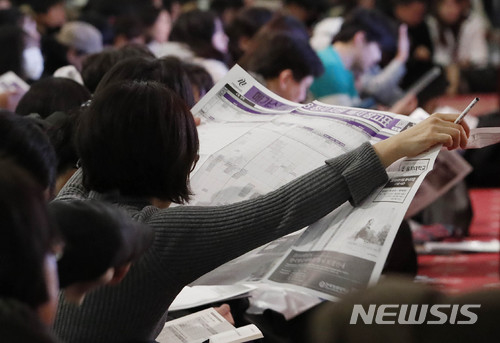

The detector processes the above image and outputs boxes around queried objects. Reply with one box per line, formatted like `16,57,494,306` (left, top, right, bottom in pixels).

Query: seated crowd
0,0,498,342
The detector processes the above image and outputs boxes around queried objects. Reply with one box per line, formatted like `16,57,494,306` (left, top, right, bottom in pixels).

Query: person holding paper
310,8,416,114
53,79,469,343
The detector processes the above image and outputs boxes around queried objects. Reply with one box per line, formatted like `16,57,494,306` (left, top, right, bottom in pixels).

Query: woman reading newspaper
54,80,469,343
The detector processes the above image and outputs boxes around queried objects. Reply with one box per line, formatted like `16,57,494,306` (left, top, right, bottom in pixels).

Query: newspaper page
169,285,255,312
466,127,500,149
157,308,262,343
186,65,440,307
404,149,472,219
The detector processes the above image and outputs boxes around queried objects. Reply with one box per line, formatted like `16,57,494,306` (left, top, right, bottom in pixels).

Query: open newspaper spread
179,65,443,317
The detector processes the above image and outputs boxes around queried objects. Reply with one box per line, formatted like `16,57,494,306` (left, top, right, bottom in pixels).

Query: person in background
380,0,436,91
309,8,389,106
0,7,44,82
258,12,310,42
169,9,230,82
0,159,62,342
53,21,103,72
357,23,412,109
0,110,57,199
81,44,154,93
48,200,155,306
183,62,214,103
111,14,146,48
209,0,245,27
225,6,272,63
162,0,182,22
0,162,156,341
20,0,66,35
0,25,28,109
310,0,377,51
92,55,203,124
0,109,155,338
282,0,330,33
427,0,490,93
94,56,196,108
140,3,172,45
15,77,90,118
238,31,324,103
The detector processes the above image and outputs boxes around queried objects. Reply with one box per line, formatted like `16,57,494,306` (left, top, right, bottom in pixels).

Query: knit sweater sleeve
55,168,89,201
148,142,388,285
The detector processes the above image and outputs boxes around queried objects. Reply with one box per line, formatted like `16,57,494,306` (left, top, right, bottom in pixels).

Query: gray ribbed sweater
53,142,388,343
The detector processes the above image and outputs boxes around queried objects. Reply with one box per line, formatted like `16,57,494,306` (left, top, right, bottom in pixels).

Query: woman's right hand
373,112,470,168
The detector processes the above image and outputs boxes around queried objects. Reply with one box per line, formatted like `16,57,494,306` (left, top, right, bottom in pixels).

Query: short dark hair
0,159,58,309
76,81,199,203
43,111,79,176
15,77,91,119
95,55,195,108
259,12,310,42
333,8,394,46
112,14,145,42
0,111,57,194
81,45,154,93
239,31,324,81
282,0,330,28
49,200,154,288
226,6,273,61
183,62,214,100
170,9,228,62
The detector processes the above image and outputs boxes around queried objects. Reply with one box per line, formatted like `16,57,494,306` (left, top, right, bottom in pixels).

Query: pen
454,97,479,124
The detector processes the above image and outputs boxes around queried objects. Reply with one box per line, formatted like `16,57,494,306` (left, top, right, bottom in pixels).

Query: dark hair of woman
332,8,395,50
432,0,468,47
169,9,229,64
0,110,57,195
42,111,79,176
239,31,324,81
15,77,91,119
95,55,195,107
76,80,199,203
258,12,310,43
81,45,154,93
226,6,273,62
0,159,58,309
183,62,214,101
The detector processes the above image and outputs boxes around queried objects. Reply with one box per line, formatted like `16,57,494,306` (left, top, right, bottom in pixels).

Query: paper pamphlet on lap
181,65,442,318
157,307,262,343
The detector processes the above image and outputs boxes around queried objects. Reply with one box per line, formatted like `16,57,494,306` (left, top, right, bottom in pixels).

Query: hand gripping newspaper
170,65,496,319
